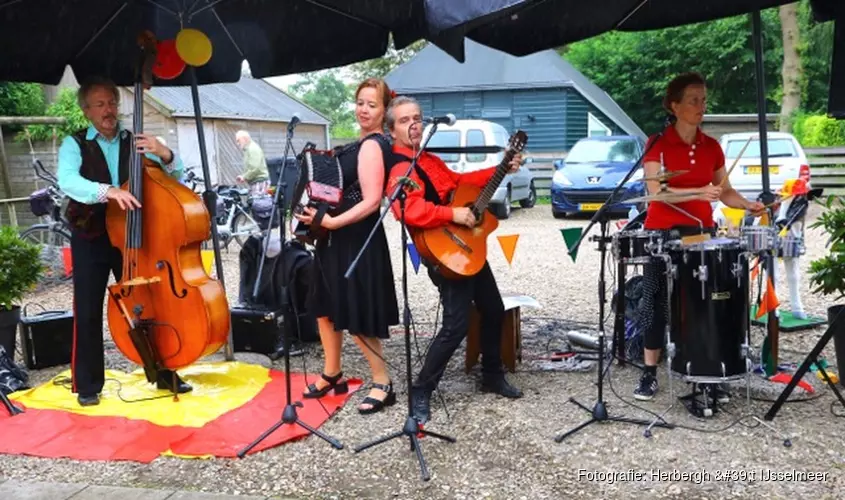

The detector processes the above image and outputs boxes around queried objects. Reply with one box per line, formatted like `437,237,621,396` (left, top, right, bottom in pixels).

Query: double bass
105,32,230,387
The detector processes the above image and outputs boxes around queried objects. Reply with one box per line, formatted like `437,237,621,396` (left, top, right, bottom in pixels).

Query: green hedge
792,113,845,147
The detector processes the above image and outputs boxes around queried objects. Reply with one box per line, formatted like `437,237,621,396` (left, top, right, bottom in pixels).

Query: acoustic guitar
410,130,528,279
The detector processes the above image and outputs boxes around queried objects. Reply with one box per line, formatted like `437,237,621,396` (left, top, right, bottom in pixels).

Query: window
427,130,461,163
725,138,798,158
466,129,486,163
566,138,638,163
588,112,612,137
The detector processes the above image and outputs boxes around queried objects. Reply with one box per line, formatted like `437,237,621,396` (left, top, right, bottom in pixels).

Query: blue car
551,135,647,218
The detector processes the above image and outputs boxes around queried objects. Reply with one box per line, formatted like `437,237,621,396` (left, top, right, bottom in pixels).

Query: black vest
65,129,131,238
389,150,443,206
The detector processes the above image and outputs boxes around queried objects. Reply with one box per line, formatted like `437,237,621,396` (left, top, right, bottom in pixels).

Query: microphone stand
1,390,23,416
346,121,455,482
237,122,343,457
555,124,673,443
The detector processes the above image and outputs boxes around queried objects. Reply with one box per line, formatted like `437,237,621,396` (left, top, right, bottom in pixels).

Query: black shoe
358,381,397,415
303,372,348,399
634,372,658,401
411,387,431,424
77,393,100,406
156,371,193,394
268,340,305,361
480,375,523,399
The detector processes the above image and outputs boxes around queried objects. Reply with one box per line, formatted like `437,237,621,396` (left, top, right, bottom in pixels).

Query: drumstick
719,136,753,188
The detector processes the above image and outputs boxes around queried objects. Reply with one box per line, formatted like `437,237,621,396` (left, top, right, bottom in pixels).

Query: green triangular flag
560,228,583,263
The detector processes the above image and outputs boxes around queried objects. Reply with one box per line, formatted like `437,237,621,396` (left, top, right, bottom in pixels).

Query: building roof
386,39,644,138
143,77,330,126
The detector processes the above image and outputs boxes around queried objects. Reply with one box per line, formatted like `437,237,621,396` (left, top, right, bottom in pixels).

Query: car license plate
744,165,779,175
579,203,603,211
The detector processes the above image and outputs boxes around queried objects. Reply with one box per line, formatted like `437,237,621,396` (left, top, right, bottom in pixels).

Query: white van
422,119,536,219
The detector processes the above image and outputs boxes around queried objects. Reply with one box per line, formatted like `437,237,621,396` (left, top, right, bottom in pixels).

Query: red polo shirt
643,126,724,230
386,145,496,228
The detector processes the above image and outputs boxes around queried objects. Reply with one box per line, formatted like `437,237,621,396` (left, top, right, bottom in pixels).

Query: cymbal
641,170,690,182
626,190,706,204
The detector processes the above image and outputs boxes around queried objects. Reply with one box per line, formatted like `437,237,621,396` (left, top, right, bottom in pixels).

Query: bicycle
19,159,73,286
183,170,262,249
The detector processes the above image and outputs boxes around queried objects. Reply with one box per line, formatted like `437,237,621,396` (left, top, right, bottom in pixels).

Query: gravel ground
2,202,844,499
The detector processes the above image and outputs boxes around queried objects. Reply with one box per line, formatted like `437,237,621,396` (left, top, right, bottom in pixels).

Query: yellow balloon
176,28,212,66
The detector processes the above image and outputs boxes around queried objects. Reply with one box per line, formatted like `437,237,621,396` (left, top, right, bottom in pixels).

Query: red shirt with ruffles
386,145,496,228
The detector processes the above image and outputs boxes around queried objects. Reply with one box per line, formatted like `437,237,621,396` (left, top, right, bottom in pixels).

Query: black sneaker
634,372,658,401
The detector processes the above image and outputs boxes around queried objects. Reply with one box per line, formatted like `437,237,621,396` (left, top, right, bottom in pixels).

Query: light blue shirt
57,123,184,204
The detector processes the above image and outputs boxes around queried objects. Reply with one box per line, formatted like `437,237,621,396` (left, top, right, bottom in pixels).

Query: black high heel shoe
358,381,396,415
303,372,349,399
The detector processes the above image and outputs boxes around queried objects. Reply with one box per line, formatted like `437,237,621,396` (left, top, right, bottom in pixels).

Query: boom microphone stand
237,118,343,457
555,123,673,442
346,121,455,482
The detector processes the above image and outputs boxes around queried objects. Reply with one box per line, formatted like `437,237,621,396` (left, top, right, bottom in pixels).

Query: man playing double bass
57,77,192,407
384,96,523,424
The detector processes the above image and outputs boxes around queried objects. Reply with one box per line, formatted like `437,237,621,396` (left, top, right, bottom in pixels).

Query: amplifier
19,309,74,369
231,306,282,355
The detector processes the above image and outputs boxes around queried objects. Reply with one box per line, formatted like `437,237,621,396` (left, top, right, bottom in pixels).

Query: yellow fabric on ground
10,361,270,428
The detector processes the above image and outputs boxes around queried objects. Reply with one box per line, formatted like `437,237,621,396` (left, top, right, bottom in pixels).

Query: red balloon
153,39,185,80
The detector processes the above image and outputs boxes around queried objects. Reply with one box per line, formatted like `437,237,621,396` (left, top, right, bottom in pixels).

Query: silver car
424,119,536,219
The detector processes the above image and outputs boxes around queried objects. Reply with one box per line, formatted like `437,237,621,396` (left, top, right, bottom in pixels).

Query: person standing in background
235,130,269,195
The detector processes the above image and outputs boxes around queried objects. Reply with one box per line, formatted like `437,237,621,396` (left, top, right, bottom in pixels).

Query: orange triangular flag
497,234,519,265
759,213,770,226
755,276,780,319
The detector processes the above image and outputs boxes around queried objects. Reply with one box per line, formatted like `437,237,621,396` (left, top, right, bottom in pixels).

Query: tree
561,2,833,135
288,70,357,138
347,38,427,82
23,88,88,142
779,3,802,132
0,82,46,133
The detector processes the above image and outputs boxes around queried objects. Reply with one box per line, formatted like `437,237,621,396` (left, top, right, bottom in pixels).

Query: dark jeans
70,232,122,396
413,261,505,393
70,231,179,395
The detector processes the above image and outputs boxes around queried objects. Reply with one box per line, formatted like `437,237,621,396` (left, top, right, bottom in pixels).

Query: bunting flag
750,257,760,282
407,242,421,274
759,212,770,226
497,234,519,265
755,276,780,319
560,228,583,263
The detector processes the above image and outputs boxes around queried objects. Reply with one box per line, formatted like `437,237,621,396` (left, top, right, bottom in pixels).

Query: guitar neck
472,148,517,214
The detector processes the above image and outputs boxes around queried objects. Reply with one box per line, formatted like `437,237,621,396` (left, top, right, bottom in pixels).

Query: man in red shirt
635,72,764,402
384,96,523,424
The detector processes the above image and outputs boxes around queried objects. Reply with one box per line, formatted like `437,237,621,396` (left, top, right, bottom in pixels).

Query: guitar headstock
136,31,158,90
507,130,528,154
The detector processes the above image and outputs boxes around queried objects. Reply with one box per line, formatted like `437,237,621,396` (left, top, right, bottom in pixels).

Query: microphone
287,113,301,132
423,113,457,126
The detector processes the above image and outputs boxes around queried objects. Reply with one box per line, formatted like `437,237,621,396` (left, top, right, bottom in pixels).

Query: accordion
290,147,344,245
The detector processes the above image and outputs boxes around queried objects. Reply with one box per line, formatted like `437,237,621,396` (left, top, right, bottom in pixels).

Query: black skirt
309,213,399,339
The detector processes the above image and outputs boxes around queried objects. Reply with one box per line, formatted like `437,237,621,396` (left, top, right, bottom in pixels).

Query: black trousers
413,261,504,393
70,231,177,395
70,231,121,395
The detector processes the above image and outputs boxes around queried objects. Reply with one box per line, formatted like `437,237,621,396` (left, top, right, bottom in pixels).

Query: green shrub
19,87,88,142
808,195,845,301
0,226,43,310
797,114,845,147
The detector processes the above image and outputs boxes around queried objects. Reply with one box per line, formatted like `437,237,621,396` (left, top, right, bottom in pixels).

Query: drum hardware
641,169,690,182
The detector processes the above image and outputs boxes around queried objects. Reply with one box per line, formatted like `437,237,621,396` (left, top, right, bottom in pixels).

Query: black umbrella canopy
0,0,427,86
425,0,839,56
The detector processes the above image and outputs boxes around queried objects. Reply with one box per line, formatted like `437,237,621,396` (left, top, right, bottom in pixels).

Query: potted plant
0,225,43,356
807,194,845,381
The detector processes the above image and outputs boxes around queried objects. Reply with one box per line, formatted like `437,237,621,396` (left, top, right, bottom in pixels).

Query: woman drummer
634,72,764,401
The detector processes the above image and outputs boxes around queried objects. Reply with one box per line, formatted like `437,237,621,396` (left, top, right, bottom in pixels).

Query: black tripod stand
765,305,845,421
345,122,455,482
2,390,22,416
555,214,671,442
237,122,343,457
554,129,674,442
